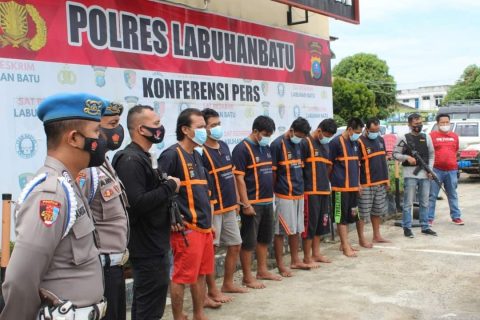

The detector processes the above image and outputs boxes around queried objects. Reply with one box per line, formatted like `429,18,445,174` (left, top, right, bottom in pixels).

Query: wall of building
156,0,330,39
396,85,451,111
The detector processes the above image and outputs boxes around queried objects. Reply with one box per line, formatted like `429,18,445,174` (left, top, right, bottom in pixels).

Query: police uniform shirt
358,135,389,187
329,135,360,192
301,136,331,195
271,135,304,199
78,159,129,254
202,141,239,214
1,157,103,319
159,143,212,232
232,138,273,204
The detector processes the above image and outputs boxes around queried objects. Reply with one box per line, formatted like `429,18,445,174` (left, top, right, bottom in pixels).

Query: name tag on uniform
287,152,292,160
76,206,87,219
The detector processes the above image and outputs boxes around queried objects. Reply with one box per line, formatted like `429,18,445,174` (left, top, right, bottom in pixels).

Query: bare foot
256,271,283,281
193,314,208,320
303,259,321,269
359,240,373,249
204,296,222,309
221,284,249,294
373,237,391,243
242,278,266,289
312,255,332,263
278,267,294,277
291,262,312,270
339,245,359,252
178,313,189,320
342,247,358,258
208,290,232,303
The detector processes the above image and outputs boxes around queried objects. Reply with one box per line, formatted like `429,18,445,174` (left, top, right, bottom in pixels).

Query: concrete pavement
134,175,480,320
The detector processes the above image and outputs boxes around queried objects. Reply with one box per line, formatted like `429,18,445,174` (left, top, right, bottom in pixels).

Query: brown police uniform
0,156,104,319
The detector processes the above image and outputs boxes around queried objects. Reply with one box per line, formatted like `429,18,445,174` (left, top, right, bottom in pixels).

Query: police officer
1,93,107,319
78,101,129,320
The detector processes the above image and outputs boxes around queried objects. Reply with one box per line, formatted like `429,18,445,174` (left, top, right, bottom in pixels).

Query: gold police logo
84,99,102,116
0,1,47,51
107,102,123,115
309,42,323,80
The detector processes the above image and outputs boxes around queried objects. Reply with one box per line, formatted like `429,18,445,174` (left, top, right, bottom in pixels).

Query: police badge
93,66,107,87
124,70,137,89
309,42,323,80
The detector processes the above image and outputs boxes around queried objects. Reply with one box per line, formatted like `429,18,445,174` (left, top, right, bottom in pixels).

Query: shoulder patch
39,200,61,227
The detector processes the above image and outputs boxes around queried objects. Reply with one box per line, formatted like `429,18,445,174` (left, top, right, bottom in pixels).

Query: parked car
458,144,480,175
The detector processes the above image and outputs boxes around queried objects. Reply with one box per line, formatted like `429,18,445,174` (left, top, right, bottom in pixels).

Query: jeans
130,255,170,320
403,177,430,230
428,168,461,220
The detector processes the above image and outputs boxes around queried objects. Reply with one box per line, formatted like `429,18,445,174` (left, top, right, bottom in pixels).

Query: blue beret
103,100,124,116
37,93,106,124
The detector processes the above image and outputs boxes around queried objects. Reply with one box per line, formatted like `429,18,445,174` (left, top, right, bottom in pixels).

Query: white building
396,85,451,110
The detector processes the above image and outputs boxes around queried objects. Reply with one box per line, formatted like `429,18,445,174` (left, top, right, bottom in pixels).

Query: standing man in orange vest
232,115,281,289
301,118,337,267
329,118,366,257
358,118,390,244
201,108,248,305
271,117,312,276
159,108,214,320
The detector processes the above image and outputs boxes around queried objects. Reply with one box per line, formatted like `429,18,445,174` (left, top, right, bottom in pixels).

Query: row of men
0,92,460,320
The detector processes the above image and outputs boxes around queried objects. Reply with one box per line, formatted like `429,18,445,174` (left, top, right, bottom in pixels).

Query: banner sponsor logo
93,66,106,87
18,172,35,189
16,133,37,159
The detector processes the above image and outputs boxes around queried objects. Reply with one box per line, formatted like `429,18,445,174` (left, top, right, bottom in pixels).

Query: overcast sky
329,0,480,89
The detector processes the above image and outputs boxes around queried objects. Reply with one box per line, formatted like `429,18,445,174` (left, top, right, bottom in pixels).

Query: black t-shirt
112,142,177,258
301,136,331,194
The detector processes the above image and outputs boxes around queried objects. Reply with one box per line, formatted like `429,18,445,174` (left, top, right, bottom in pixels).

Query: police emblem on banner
0,1,47,51
93,66,107,87
244,106,255,118
124,96,139,109
124,70,137,89
278,103,286,119
278,126,286,134
261,82,269,96
261,101,270,117
153,101,166,117
18,172,35,189
178,102,190,113
294,105,301,118
16,133,37,159
39,200,61,227
57,65,76,85
309,42,323,80
277,83,285,97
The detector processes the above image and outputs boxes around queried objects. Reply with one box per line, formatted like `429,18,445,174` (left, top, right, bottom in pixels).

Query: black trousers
103,265,126,320
130,255,170,320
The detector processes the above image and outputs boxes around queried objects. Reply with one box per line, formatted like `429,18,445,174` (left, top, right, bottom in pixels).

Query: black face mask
79,133,108,168
142,125,165,144
101,124,125,151
412,125,423,133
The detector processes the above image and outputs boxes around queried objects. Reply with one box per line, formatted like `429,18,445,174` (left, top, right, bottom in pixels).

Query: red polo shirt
430,130,459,171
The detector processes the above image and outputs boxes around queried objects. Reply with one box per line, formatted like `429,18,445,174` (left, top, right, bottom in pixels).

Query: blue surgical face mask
191,128,207,145
320,136,332,144
194,146,204,156
350,133,361,142
367,132,379,140
290,134,303,144
209,126,223,140
258,135,271,147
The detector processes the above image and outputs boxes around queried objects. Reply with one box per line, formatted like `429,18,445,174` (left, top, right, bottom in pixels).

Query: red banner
0,0,331,86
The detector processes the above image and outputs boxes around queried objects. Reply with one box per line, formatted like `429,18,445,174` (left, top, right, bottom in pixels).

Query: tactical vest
402,133,429,167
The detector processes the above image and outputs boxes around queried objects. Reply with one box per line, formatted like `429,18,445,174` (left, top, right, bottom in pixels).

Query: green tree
333,53,396,119
443,64,480,104
333,77,377,122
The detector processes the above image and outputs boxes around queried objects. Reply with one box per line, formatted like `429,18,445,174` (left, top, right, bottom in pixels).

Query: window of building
422,96,430,100
402,99,409,103
434,95,443,106
454,123,479,137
